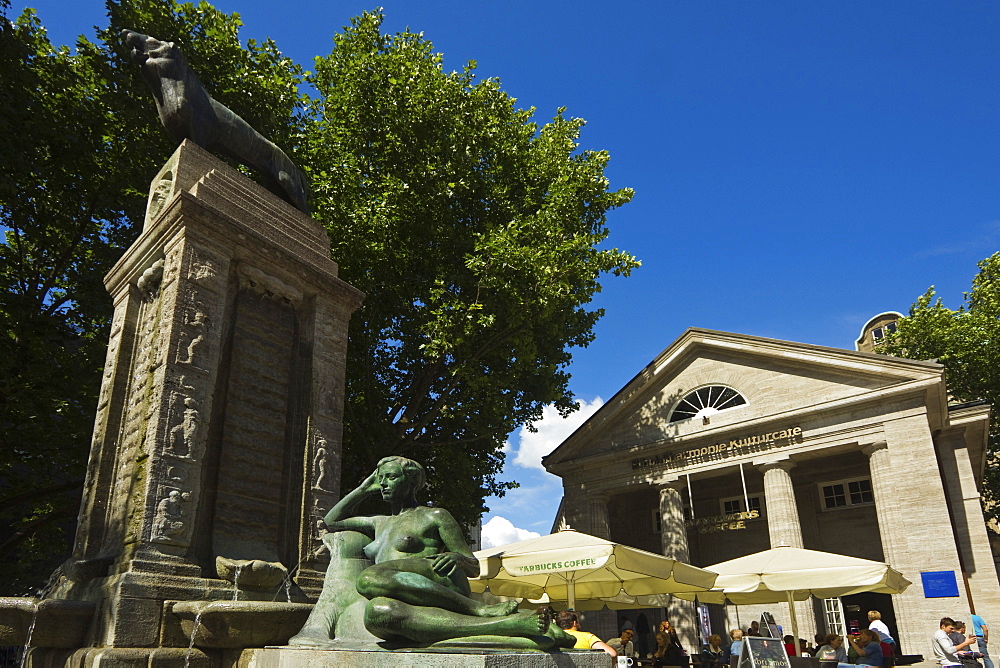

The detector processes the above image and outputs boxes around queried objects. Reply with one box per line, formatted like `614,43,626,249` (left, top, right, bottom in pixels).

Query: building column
562,484,611,540
862,441,903,565
659,480,690,561
587,491,611,540
757,459,804,548
659,479,697,651
757,459,811,644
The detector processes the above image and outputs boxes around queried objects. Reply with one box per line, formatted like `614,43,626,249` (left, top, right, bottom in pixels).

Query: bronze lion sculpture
123,30,309,214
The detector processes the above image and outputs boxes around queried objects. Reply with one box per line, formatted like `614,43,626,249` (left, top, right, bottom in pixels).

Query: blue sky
21,1,1000,546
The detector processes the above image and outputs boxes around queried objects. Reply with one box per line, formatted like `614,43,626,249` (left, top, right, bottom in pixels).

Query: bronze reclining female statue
292,455,573,649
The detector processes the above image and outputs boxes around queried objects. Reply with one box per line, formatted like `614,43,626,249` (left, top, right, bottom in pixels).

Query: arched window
669,386,746,423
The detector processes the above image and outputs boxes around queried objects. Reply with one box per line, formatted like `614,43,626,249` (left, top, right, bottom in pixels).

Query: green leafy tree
0,0,302,593
0,2,636,591
302,11,637,526
879,252,1000,518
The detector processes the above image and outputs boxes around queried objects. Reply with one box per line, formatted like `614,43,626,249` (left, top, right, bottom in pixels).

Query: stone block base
241,646,614,667
27,647,215,668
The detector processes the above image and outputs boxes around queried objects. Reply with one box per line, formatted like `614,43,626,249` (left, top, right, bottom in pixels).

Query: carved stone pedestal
45,140,363,660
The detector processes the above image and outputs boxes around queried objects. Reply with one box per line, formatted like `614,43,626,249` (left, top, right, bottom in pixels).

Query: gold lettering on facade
631,426,803,472
684,509,759,533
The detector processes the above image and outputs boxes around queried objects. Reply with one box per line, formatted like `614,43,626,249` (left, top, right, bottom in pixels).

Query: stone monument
4,139,363,667
0,32,612,668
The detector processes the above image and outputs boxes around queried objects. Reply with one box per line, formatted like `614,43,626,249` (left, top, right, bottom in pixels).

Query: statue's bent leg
356,560,515,618
364,597,557,645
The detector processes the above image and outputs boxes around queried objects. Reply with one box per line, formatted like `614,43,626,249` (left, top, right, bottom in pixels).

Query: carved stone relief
166,397,199,459
111,288,164,547
176,309,208,367
186,249,218,281
136,258,165,297
97,308,127,412
151,489,191,543
312,439,330,492
146,172,174,223
238,264,302,303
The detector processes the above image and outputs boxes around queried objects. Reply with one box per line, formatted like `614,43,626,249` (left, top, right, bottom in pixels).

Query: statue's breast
391,534,424,554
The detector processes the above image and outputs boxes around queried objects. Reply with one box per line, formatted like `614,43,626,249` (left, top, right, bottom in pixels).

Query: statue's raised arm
122,30,309,214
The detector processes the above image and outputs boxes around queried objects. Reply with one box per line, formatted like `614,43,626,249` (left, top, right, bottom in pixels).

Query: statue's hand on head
360,470,381,495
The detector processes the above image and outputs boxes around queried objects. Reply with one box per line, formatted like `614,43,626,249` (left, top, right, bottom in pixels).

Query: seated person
702,634,728,667
839,629,883,668
653,632,671,667
556,611,616,657
730,629,745,659
785,635,798,657
608,628,636,658
816,633,847,662
324,456,573,648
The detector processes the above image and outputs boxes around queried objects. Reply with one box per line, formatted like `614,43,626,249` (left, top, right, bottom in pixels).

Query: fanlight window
669,386,746,423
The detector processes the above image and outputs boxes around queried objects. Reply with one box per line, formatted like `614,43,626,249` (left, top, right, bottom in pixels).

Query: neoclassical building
544,328,1000,654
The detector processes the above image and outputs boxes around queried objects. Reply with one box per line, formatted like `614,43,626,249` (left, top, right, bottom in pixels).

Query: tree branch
0,505,78,560
0,480,83,512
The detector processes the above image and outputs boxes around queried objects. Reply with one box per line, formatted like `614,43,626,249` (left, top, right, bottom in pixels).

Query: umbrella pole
786,591,800,656
568,576,576,611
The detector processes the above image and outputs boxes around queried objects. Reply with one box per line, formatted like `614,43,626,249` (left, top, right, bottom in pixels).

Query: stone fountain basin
0,597,96,647
172,600,313,649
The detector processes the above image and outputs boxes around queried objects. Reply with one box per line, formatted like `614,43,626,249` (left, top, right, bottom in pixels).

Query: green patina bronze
290,456,574,650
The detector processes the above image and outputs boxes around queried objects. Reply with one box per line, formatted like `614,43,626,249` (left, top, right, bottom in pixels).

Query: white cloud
511,397,604,471
481,515,540,548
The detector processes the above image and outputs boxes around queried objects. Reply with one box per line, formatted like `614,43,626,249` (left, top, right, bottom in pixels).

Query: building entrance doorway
841,592,898,652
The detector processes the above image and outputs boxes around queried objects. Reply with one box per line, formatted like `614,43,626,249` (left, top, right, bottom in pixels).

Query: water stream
182,609,203,668
270,557,307,602
231,565,243,602
18,601,38,668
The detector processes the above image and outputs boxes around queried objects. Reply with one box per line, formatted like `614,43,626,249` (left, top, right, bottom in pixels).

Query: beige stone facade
544,328,999,657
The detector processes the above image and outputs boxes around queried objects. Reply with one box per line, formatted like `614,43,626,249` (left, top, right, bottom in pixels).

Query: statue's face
377,461,411,502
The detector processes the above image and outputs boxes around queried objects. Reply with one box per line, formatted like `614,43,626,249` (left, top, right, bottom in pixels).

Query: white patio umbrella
470,528,718,610
510,590,677,612
673,545,911,650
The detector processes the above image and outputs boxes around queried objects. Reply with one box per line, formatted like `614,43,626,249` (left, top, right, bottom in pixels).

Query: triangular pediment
543,328,945,468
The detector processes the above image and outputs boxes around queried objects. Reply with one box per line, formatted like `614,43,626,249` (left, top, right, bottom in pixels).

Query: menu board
738,636,791,668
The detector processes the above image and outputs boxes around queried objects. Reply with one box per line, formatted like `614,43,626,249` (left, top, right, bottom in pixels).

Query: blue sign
921,570,960,598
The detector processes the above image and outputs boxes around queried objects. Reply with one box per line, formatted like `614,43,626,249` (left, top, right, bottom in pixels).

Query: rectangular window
848,479,873,505
823,484,847,508
819,477,874,510
872,327,884,343
719,495,762,517
885,322,897,335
